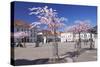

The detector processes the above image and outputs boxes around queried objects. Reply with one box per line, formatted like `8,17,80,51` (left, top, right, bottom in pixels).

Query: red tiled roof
14,20,30,28
42,30,61,36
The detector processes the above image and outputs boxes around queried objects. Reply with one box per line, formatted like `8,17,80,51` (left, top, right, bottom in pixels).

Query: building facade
14,20,37,43
60,32,96,42
13,20,97,44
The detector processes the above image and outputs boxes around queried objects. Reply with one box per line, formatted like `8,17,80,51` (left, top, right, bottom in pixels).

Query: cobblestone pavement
12,42,97,65
76,49,97,62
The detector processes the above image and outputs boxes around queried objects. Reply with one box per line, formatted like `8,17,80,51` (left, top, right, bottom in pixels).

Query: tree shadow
64,48,97,58
11,58,49,66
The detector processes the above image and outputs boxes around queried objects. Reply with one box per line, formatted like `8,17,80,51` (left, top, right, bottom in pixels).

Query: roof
14,20,30,28
41,30,61,36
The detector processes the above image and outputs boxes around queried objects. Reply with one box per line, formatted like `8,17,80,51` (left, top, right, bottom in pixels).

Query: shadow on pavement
11,48,97,66
11,58,49,66
64,48,97,58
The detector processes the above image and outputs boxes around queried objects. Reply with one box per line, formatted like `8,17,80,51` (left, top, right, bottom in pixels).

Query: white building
61,33,74,42
60,32,96,42
14,20,37,43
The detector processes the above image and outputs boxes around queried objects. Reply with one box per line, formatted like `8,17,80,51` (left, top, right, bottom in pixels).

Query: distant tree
88,26,97,49
29,22,42,47
66,20,92,51
14,31,30,47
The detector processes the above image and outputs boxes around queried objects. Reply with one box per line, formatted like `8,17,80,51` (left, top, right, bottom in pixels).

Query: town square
11,1,97,66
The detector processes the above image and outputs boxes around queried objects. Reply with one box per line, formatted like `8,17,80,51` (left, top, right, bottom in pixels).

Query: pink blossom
14,31,29,38
66,20,91,33
29,6,66,31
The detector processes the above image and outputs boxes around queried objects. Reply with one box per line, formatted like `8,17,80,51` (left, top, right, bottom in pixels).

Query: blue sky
13,1,97,31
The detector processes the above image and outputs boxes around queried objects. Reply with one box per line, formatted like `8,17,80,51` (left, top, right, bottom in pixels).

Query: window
22,28,23,31
81,34,84,37
84,34,87,37
17,28,19,31
31,34,33,37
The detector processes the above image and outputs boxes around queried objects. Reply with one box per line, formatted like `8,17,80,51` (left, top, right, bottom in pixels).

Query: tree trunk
78,32,81,49
90,33,93,49
23,42,26,47
35,41,39,47
76,32,81,56
35,35,39,47
53,28,59,61
35,26,39,47
84,33,87,46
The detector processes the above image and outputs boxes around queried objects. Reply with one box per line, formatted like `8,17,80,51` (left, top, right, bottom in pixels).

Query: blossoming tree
29,6,67,60
66,20,92,52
